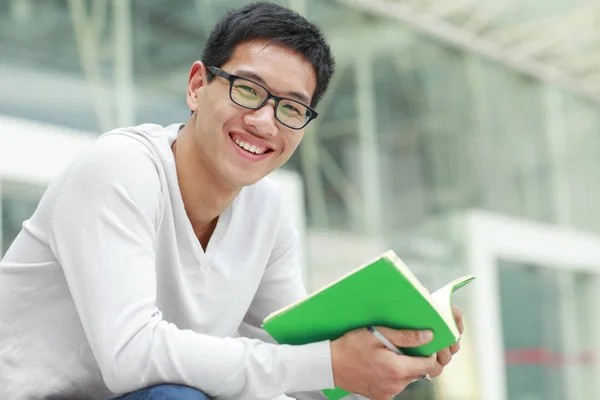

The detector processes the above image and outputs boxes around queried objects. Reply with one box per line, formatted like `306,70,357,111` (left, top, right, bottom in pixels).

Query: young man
0,3,463,400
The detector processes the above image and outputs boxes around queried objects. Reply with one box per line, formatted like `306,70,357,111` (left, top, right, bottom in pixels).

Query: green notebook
262,250,475,400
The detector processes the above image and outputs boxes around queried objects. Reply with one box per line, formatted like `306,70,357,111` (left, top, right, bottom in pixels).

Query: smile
228,132,274,161
232,137,268,155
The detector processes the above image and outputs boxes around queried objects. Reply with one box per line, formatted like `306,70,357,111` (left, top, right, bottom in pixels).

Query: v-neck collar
164,123,234,266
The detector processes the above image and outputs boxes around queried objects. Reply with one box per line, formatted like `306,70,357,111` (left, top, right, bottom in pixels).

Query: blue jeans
112,384,210,399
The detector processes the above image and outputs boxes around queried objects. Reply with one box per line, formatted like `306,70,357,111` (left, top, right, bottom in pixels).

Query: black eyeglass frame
208,66,318,130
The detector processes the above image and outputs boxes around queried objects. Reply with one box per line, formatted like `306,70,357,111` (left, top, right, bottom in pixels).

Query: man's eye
282,104,300,115
237,85,257,95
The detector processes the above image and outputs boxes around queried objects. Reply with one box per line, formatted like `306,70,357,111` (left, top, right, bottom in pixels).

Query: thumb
375,327,434,348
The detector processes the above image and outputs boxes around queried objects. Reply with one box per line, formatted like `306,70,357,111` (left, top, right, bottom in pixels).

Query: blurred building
2,1,600,399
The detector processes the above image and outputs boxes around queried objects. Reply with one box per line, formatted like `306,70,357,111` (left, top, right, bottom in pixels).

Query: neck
172,119,240,239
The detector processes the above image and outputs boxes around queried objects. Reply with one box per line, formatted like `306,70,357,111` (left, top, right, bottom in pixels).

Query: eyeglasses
208,66,318,130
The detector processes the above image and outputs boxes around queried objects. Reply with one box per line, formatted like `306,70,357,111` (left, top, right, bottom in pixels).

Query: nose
243,101,278,137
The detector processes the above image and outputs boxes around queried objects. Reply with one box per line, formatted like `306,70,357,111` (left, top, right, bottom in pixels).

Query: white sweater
0,124,334,400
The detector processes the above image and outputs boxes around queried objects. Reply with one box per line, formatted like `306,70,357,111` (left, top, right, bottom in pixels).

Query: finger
416,354,437,374
428,361,444,379
452,305,464,335
449,341,460,355
387,351,437,378
376,327,434,348
436,348,452,367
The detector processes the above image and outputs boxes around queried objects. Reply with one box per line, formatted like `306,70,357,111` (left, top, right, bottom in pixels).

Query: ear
186,61,208,112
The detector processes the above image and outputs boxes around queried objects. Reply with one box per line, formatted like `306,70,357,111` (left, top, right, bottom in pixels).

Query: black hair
202,2,335,108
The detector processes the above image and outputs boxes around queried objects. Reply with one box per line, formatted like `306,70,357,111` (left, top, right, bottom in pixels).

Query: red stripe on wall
505,348,596,366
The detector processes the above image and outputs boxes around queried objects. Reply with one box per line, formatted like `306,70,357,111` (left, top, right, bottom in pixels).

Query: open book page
388,251,476,339
430,275,475,338
385,250,433,300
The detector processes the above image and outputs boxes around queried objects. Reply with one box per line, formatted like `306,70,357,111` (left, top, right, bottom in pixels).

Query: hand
331,327,436,400
429,305,464,378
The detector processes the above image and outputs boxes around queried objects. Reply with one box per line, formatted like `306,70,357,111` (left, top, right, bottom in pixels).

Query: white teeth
233,137,266,155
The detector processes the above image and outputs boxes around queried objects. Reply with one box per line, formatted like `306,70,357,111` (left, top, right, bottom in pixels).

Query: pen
367,325,432,382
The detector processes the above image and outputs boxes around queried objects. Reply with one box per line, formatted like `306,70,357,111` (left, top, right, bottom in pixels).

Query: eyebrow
234,69,312,105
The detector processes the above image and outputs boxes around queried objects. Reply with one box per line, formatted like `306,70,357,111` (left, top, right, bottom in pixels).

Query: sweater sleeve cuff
280,340,334,393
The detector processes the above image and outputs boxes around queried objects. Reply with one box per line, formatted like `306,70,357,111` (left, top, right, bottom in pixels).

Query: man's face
186,39,317,189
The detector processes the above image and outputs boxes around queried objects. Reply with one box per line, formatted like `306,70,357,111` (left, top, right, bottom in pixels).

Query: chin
226,169,268,189
241,174,268,187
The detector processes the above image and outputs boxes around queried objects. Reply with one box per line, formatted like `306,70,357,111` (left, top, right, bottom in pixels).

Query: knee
143,384,210,400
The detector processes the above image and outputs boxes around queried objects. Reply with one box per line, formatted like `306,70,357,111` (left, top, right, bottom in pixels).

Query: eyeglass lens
230,78,309,129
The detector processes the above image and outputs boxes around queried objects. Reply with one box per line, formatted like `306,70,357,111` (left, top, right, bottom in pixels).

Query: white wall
305,229,386,290
0,115,97,184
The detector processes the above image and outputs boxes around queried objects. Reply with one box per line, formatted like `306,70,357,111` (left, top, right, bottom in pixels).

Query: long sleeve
238,205,334,400
237,203,371,400
48,134,333,399
238,215,308,342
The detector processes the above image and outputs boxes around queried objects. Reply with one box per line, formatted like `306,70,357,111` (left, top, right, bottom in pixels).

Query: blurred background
2,0,600,399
